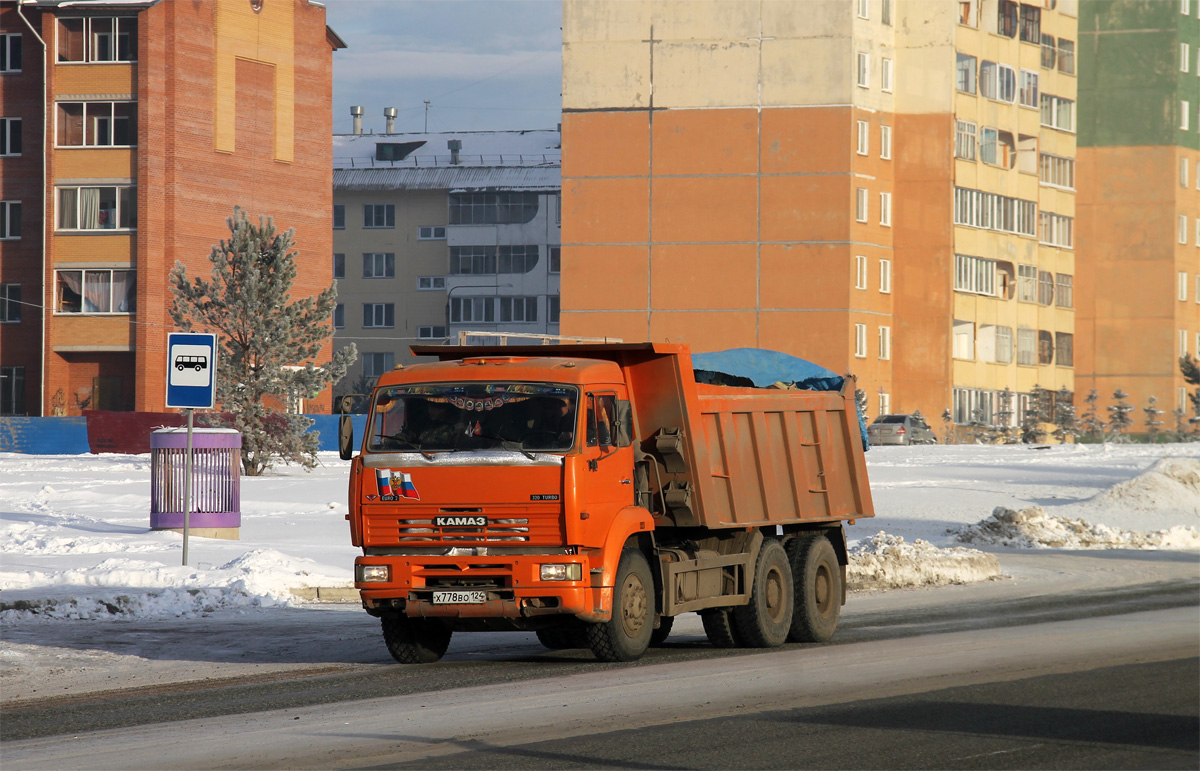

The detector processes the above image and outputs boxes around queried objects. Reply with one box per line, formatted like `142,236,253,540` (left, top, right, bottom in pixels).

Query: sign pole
183,407,194,566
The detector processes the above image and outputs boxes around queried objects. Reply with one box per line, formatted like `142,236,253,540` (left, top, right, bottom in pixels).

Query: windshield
367,383,579,453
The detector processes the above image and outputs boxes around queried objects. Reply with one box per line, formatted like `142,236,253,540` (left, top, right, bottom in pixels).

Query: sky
323,0,564,136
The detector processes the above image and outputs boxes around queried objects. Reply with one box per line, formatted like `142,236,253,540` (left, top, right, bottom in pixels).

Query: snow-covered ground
1,443,1197,700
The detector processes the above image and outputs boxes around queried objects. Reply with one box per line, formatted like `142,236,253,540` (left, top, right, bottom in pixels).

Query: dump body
346,342,873,662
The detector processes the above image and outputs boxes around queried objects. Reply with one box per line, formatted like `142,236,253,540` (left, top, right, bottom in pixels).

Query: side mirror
338,412,355,460
614,400,633,448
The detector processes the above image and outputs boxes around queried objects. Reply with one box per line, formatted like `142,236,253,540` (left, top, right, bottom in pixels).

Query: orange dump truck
339,343,873,663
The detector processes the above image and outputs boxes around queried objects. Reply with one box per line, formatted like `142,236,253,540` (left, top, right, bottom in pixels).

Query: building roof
333,165,560,192
332,130,561,170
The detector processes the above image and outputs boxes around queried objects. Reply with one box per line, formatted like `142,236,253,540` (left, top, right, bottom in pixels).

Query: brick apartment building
561,0,1079,430
0,0,343,416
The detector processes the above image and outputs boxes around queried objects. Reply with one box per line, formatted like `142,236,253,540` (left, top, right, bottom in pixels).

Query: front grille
399,517,530,542
363,506,564,547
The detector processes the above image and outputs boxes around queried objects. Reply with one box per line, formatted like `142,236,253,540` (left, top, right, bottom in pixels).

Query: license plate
432,590,486,604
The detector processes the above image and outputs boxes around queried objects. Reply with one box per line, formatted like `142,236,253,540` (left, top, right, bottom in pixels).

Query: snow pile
953,505,1200,550
0,549,350,622
1090,457,1200,514
847,532,1002,590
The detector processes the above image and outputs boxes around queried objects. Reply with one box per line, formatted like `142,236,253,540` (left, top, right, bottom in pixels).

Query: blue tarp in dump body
692,348,870,451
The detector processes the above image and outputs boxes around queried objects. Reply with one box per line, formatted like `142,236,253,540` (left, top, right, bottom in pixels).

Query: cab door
580,389,635,514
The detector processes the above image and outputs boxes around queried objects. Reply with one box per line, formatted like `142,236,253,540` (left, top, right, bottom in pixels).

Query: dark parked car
867,414,937,446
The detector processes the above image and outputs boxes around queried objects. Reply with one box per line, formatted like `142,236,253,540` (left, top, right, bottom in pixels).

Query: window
418,276,446,290
879,259,892,293
0,284,20,322
56,17,138,63
1184,0,1192,14
858,0,869,18
362,252,395,278
362,352,395,380
1057,39,1075,74
362,303,395,328
953,387,995,424
56,102,136,147
0,117,20,156
1019,70,1039,108
879,392,891,416
1180,215,1188,245
1037,270,1054,305
1182,329,1190,357
418,226,446,240
549,246,561,273
1040,94,1074,131
879,192,892,226
856,255,868,290
449,245,540,275
955,120,977,160
1038,330,1055,364
333,204,344,229
980,127,1014,166
881,58,894,92
878,325,891,360
998,0,1019,37
995,326,1014,363
856,188,868,223
855,323,867,358
960,0,978,27
1017,327,1037,365
1183,158,1191,188
1056,274,1073,308
1039,212,1073,248
1184,43,1192,74
956,53,977,93
882,0,892,25
499,296,538,323
1019,4,1041,43
857,120,870,155
417,326,448,339
0,201,19,239
333,253,345,279
1180,272,1188,301
0,32,21,73
449,192,539,225
955,254,997,296
954,187,1037,237
1039,153,1075,188
57,186,135,230
1197,275,1200,303
1017,264,1038,302
1,366,25,415
1182,101,1191,131
857,52,870,89
1196,219,1200,246
980,60,998,99
1041,33,1056,69
997,65,1017,102
548,296,560,324
953,320,975,359
55,269,136,313
880,125,892,159
450,296,495,324
333,304,344,329
363,204,395,229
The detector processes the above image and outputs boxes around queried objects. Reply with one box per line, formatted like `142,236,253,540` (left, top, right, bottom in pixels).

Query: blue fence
0,414,368,455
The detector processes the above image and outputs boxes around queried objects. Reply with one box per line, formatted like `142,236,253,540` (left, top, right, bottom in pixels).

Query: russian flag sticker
376,468,393,496
398,472,421,501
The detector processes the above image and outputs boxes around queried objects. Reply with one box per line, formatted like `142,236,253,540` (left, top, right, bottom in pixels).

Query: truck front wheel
787,533,841,643
381,615,452,664
587,548,653,662
733,538,794,647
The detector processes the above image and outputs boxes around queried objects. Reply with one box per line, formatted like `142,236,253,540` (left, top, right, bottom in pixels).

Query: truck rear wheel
787,533,841,643
650,615,674,646
733,538,794,647
587,548,653,662
700,608,742,648
381,616,452,664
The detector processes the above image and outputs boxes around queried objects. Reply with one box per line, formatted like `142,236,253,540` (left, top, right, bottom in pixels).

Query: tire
787,533,842,643
381,615,452,664
175,363,184,371
587,548,653,662
733,539,794,648
700,608,742,648
650,615,674,647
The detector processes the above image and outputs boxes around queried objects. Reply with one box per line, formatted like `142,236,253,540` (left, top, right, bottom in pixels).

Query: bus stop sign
166,332,217,409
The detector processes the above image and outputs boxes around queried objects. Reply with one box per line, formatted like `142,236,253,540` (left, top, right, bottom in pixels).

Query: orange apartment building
560,0,1079,428
0,0,343,417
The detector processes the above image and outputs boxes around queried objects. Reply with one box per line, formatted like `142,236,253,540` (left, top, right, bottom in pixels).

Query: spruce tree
1106,389,1135,442
941,408,955,444
1020,385,1048,444
1052,386,1078,444
169,208,357,475
1142,395,1164,443
1181,354,1200,417
993,388,1016,444
1080,388,1105,441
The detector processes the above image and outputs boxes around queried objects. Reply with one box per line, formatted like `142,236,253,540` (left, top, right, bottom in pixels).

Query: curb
289,586,359,603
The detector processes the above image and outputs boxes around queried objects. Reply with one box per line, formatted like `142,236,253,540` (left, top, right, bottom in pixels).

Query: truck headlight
357,565,389,583
540,563,582,581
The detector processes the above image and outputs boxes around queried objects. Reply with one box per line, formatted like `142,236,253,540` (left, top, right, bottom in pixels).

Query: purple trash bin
150,428,241,540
